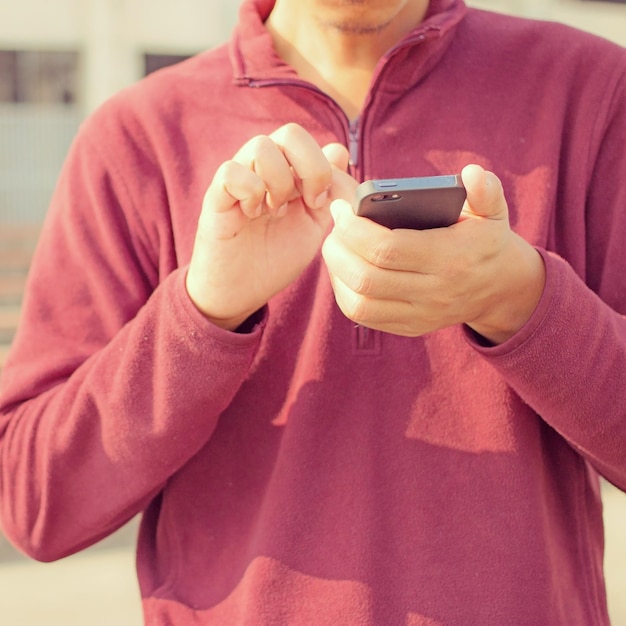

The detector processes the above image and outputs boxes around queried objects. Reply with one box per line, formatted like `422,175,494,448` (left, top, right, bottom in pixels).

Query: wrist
468,240,546,346
185,269,259,332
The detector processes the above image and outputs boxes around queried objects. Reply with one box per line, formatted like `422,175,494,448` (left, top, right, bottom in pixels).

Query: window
0,50,81,222
144,53,192,76
0,50,79,105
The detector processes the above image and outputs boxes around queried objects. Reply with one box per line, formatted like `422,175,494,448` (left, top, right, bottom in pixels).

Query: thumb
322,142,359,204
461,164,509,222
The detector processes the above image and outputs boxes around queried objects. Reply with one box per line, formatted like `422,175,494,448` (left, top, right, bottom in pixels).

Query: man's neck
265,1,429,119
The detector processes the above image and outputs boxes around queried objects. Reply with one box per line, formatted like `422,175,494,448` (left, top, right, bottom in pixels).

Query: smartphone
354,174,466,230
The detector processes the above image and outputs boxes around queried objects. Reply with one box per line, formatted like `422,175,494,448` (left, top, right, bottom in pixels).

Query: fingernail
314,190,329,209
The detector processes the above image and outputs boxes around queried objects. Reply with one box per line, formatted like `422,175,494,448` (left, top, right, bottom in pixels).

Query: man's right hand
186,123,355,331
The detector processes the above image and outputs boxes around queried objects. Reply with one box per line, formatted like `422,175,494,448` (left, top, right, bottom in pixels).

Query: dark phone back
354,175,466,230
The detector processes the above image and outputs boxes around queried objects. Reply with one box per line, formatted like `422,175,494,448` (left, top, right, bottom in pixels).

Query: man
1,0,625,623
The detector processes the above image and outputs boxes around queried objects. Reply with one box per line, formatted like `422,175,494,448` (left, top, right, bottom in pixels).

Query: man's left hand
321,164,546,344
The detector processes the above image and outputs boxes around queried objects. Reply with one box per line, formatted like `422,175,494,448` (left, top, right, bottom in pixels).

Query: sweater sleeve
466,65,626,492
0,110,264,562
467,251,626,489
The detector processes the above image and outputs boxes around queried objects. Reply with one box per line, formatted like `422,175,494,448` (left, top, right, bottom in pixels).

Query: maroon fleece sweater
1,0,626,623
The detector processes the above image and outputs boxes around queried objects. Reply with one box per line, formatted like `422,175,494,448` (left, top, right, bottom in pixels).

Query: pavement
0,519,143,626
604,481,626,625
0,481,624,625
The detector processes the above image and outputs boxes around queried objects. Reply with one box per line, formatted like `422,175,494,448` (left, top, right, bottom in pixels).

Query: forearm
467,249,626,488
0,270,263,561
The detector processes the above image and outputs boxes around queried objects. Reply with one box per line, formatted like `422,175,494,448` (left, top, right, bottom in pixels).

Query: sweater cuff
170,267,267,349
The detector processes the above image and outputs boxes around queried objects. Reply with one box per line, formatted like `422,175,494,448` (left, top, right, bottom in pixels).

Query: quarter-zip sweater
2,0,626,624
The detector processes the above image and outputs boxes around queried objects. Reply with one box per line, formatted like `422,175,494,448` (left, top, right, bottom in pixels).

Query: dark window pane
144,53,192,76
0,50,79,105
0,51,18,103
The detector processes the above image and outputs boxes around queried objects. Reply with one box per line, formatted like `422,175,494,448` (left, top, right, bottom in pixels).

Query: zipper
245,27,438,179
354,324,381,355
348,119,360,171
244,30,437,354
248,77,362,177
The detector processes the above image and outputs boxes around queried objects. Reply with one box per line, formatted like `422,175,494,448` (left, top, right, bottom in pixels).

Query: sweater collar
230,0,468,84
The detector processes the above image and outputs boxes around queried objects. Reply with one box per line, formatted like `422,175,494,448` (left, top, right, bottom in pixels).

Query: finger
323,223,429,301
461,164,508,222
204,160,266,218
322,142,350,172
329,198,442,273
233,135,295,214
328,273,430,337
322,144,360,206
270,123,333,209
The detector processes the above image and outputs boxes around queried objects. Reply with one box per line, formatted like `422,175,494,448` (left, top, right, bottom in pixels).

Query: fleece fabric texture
1,0,626,623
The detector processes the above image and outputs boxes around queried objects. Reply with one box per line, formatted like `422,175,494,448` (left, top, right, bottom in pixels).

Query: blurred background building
0,0,625,224
0,0,625,624
0,0,239,224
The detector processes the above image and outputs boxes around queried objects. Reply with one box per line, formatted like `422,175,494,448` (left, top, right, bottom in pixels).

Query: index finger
269,123,333,209
330,198,448,274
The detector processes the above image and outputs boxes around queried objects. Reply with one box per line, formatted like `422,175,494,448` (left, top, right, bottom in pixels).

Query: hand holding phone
353,174,466,230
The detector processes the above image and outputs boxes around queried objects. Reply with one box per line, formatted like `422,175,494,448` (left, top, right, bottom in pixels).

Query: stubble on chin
316,14,391,35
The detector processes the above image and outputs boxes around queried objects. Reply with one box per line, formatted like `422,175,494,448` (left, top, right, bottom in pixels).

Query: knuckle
348,268,374,296
214,159,237,180
249,134,274,155
343,295,369,325
233,135,275,166
367,236,397,268
277,122,304,141
209,161,243,197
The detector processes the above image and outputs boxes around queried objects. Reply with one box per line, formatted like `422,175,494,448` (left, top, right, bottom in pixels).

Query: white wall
125,0,240,51
0,0,82,47
0,0,241,49
468,0,626,45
